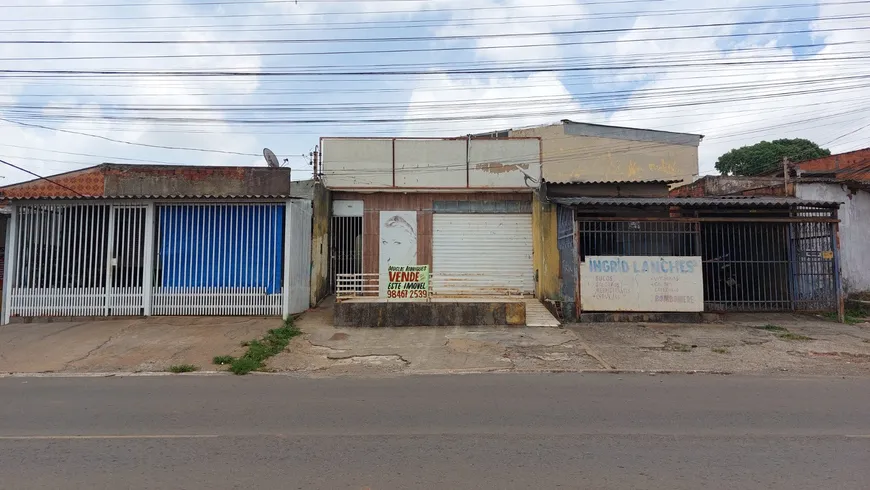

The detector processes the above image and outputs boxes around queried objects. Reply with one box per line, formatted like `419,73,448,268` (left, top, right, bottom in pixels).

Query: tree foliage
714,139,831,176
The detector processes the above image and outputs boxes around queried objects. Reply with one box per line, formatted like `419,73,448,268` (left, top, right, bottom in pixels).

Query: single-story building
550,192,842,321
318,136,540,300
672,148,870,296
0,164,313,323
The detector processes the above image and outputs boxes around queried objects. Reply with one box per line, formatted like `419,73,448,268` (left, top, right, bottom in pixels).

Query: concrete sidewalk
1,302,869,377
0,316,280,373
268,302,870,377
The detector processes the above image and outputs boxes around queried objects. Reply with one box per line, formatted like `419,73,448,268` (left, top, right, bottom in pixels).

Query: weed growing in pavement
663,339,693,352
755,324,814,341
822,306,870,324
168,364,199,373
756,324,787,332
212,355,235,365
777,332,814,341
219,318,301,375
711,347,730,354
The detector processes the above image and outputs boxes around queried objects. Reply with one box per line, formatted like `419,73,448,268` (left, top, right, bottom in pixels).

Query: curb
1,368,735,378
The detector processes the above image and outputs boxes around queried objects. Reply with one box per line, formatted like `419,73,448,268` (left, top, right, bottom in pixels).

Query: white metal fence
152,203,286,316
285,200,313,315
3,199,312,322
335,272,529,301
7,203,148,317
329,215,363,293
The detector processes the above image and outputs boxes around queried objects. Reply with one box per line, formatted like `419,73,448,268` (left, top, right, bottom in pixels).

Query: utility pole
782,156,790,195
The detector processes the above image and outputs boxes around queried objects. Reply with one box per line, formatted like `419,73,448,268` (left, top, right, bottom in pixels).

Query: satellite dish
263,148,280,168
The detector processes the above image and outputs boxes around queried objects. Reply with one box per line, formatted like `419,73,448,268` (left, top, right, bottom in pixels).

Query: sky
0,0,868,185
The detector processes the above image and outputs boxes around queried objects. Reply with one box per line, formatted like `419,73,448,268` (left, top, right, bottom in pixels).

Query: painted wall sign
386,265,429,300
379,211,418,297
581,256,703,312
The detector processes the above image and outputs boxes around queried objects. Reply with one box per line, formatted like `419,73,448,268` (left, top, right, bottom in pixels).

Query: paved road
1,373,868,489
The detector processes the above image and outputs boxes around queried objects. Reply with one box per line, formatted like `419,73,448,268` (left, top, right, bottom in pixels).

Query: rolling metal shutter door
432,214,534,296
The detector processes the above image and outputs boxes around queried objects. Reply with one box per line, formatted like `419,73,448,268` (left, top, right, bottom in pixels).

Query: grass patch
777,332,813,341
756,324,787,332
212,355,236,366
168,364,198,373
822,306,870,324
711,347,730,354
663,340,693,352
220,318,302,375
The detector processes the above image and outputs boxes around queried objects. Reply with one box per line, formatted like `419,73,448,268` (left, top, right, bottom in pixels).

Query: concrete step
525,299,561,327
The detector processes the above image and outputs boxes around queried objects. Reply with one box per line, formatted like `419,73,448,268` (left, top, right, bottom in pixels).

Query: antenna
263,148,280,168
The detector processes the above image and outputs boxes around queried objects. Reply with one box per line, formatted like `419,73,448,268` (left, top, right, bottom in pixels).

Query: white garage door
432,213,534,296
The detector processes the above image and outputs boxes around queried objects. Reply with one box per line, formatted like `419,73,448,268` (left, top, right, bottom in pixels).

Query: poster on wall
387,265,430,301
379,211,418,297
580,256,703,312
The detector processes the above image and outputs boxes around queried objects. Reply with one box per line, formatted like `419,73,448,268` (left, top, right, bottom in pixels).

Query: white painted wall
321,138,393,188
796,183,870,294
321,138,540,190
396,139,466,188
468,139,540,188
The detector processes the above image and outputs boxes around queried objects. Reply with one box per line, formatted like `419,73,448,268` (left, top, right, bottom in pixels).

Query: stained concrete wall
509,123,701,185
670,175,786,197
309,182,331,306
321,138,541,190
103,165,292,197
556,205,577,321
796,183,870,294
335,301,526,327
532,190,560,302
290,179,316,200
547,182,670,198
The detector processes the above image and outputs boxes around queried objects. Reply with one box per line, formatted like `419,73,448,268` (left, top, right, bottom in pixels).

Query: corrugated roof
550,196,840,208
3,194,298,201
547,179,681,185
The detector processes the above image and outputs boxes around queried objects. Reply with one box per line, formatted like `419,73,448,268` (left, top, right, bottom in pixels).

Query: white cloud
2,0,869,186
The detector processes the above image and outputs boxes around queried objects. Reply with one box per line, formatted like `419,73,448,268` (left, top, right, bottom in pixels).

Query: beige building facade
506,120,703,185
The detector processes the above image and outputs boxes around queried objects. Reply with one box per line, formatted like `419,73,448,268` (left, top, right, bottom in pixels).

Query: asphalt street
1,373,868,489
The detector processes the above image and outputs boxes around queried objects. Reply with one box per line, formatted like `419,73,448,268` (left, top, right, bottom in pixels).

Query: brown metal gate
577,214,840,312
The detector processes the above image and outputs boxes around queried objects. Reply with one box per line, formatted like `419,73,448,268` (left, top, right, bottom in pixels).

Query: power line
0,1,656,21
4,39,860,64
0,0,654,8
4,14,868,44
0,118,262,157
0,157,86,196
5,53,869,78
821,121,870,147
4,1,866,34
6,79,868,127
0,25,861,62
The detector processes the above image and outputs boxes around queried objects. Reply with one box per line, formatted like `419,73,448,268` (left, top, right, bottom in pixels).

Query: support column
104,208,116,316
833,221,845,323
142,202,156,316
2,206,19,325
282,200,293,320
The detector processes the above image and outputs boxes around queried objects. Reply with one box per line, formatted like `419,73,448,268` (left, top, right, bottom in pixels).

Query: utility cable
0,157,86,196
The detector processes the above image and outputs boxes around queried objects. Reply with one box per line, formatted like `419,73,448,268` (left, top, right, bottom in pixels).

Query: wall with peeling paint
509,123,700,185
321,138,541,190
309,181,331,306
532,190,560,303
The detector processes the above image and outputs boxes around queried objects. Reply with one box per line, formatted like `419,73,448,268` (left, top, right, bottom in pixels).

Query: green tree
714,139,831,176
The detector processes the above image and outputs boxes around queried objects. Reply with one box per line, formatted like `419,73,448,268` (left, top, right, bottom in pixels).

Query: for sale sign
386,265,429,300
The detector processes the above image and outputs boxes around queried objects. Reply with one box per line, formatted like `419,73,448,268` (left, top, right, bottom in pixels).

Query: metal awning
546,179,682,185
549,196,841,208
2,194,299,202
